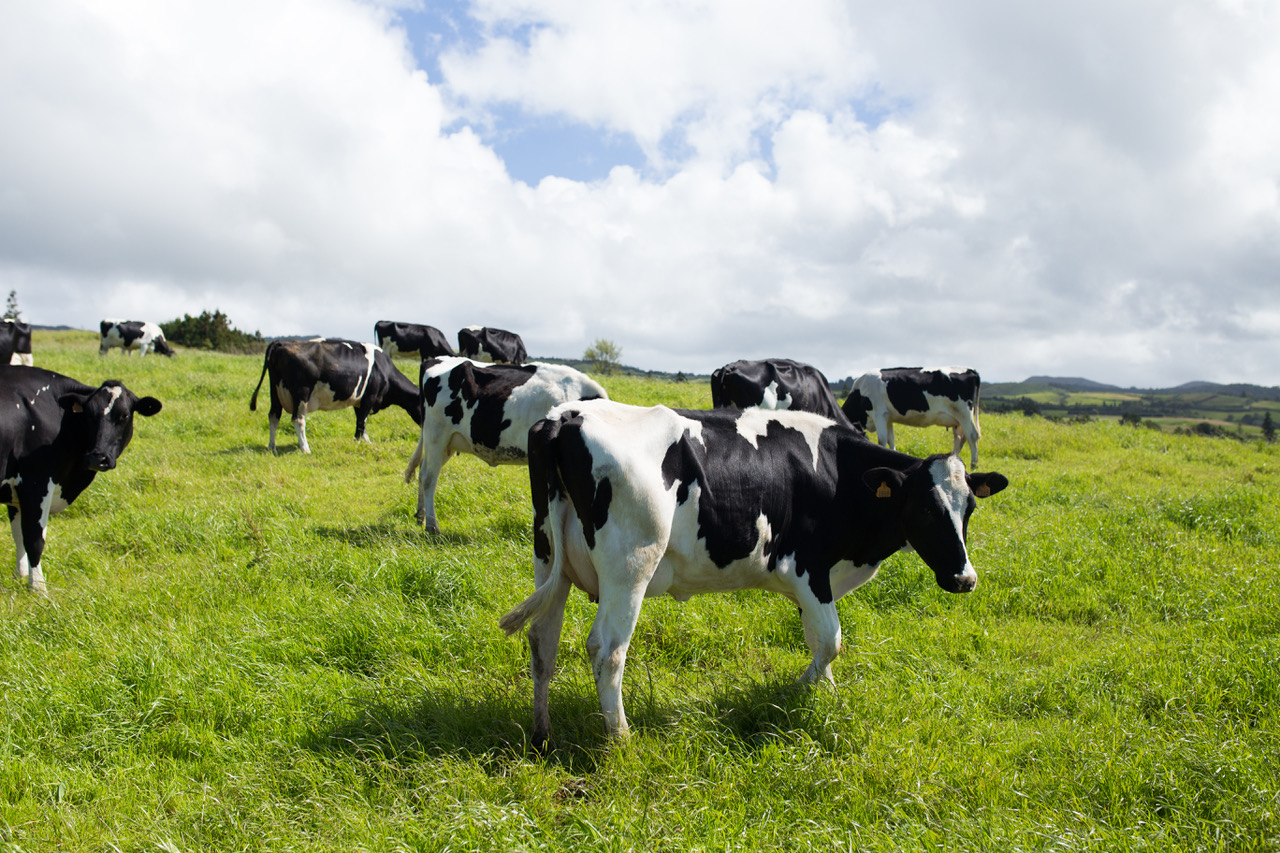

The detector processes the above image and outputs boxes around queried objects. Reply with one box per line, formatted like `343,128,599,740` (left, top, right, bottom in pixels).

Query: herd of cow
2,318,1007,747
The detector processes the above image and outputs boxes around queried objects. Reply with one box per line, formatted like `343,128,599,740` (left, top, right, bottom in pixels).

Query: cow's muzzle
83,453,117,472
938,565,978,594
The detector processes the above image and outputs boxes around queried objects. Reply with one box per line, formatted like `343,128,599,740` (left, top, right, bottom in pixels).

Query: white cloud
2,0,1279,387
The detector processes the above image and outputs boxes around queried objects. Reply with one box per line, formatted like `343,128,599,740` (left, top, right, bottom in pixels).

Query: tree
1263,411,1276,443
3,290,20,321
160,310,266,353
584,338,622,375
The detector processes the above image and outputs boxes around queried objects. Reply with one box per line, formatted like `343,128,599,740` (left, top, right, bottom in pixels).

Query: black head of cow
58,382,163,471
842,390,872,429
861,454,1007,594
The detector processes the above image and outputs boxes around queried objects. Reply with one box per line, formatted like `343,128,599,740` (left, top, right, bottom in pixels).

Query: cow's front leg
796,600,841,685
353,406,373,443
528,556,572,752
15,495,49,596
586,583,646,738
293,412,310,454
9,507,29,583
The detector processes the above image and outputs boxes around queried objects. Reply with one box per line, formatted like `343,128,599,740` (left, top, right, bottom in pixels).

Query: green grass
2,332,1279,851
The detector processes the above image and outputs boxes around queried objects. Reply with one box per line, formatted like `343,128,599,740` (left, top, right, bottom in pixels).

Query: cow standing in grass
843,367,982,467
404,357,607,533
500,399,1007,747
250,338,423,454
711,357,853,426
0,366,162,595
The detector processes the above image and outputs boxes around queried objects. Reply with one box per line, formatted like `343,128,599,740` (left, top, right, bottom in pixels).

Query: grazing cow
499,400,1007,747
711,358,852,426
404,357,607,533
99,320,174,357
842,367,982,467
457,326,527,365
1,366,162,595
249,338,423,454
374,321,455,360
2,319,33,366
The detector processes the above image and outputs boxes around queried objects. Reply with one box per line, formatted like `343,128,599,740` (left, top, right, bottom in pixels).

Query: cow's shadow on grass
305,672,832,776
305,685,614,775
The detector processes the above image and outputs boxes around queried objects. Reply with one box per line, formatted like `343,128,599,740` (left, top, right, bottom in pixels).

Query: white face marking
929,456,978,587
105,385,125,415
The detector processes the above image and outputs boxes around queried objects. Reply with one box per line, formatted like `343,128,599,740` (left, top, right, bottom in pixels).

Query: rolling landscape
1,330,1278,851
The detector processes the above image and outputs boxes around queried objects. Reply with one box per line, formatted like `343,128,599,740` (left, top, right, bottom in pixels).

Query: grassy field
2,331,1278,851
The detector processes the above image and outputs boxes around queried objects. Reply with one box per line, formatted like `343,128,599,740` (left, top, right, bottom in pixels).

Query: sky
2,0,1279,386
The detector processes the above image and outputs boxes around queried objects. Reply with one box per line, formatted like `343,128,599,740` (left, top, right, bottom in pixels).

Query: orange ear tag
876,482,892,498
975,484,991,497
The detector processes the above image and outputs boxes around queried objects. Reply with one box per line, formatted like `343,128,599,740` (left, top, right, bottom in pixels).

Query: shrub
161,310,267,354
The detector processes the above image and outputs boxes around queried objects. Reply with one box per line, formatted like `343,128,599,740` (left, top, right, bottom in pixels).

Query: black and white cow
711,358,852,426
404,357,607,533
2,319,33,366
457,326,527,365
842,367,982,467
99,320,174,357
499,400,1007,746
1,366,162,595
249,338,423,454
374,321,455,360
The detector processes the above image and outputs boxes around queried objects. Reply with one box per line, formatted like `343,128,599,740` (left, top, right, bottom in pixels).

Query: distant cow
842,367,982,467
1,319,32,366
499,400,1007,746
457,326,527,365
375,321,455,360
404,357,607,533
1,366,162,595
249,338,423,454
711,358,852,426
99,320,174,357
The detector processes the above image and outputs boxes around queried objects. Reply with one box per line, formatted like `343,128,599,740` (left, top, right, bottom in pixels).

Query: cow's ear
967,472,1009,498
134,397,163,417
862,467,908,499
58,391,92,414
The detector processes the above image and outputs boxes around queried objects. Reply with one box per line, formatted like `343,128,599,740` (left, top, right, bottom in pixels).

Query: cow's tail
249,343,274,411
499,415,571,637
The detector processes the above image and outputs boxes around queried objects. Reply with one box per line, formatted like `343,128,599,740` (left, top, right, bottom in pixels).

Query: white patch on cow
43,481,69,516
353,343,378,401
930,456,978,589
464,324,482,331
104,385,125,415
732,408,828,472
759,380,790,409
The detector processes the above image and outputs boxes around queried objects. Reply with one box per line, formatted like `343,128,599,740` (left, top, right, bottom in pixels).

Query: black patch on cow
1,320,31,364
548,413,613,550
441,361,538,448
881,368,980,416
841,390,872,429
457,327,528,365
376,321,455,358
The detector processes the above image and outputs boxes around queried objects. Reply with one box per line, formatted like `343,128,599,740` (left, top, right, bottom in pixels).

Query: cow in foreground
457,326,527,365
0,366,162,595
404,357,607,533
250,338,423,454
375,321,455,360
711,357,852,426
99,320,174,357
499,400,1007,747
843,367,982,467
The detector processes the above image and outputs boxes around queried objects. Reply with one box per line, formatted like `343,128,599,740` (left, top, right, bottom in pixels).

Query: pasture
2,331,1278,851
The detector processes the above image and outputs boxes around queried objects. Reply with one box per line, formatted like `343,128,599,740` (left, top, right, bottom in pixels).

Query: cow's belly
648,507,782,602
471,445,528,466
893,409,959,428
277,382,356,414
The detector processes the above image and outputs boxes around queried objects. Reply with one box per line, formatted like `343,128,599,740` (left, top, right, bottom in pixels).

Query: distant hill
988,376,1280,400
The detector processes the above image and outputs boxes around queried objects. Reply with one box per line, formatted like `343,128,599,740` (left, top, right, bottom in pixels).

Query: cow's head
842,390,872,429
862,454,1007,593
59,381,163,471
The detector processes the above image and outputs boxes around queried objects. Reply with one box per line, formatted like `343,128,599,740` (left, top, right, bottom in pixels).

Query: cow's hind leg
528,557,573,751
586,579,648,739
796,601,842,685
415,442,451,533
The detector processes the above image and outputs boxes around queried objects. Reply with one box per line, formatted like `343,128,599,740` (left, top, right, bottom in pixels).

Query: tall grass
1,331,1277,851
